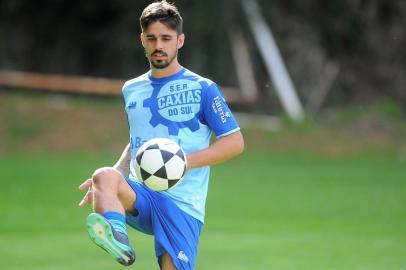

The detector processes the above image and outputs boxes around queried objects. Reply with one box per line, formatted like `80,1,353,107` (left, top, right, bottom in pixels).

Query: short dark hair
140,1,183,34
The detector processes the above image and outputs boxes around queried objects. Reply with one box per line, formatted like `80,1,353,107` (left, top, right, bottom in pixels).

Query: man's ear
177,33,185,49
140,33,145,48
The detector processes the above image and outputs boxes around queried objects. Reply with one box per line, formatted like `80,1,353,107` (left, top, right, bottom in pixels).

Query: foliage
1,0,406,109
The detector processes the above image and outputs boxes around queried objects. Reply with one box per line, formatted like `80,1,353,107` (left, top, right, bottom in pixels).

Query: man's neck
150,61,182,79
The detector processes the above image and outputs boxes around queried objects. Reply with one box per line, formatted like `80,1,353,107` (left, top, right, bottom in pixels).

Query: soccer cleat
86,213,135,266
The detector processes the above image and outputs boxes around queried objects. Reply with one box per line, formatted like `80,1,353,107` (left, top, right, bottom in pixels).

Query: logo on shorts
177,251,189,263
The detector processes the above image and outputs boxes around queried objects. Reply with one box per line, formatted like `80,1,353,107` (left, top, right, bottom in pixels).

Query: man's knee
92,167,121,187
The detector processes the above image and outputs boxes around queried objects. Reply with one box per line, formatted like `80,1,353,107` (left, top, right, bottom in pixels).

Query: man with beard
78,1,244,269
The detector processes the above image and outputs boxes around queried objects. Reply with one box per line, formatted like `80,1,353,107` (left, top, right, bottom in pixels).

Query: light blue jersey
122,68,240,222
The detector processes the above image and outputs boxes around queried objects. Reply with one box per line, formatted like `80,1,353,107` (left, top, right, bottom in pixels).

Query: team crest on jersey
143,79,202,135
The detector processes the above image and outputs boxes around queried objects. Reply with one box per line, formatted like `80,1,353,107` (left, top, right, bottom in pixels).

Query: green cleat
86,213,135,266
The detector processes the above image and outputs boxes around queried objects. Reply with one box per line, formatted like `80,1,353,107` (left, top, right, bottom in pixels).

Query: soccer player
78,1,244,269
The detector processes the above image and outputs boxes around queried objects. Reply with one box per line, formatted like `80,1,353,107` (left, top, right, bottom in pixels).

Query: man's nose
155,38,163,50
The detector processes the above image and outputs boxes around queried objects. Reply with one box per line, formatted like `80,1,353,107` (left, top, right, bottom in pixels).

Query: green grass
1,150,405,269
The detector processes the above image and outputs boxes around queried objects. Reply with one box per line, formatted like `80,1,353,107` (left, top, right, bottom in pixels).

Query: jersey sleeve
200,82,240,138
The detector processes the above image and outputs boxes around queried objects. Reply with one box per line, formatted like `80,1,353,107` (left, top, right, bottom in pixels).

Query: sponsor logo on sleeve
212,96,231,124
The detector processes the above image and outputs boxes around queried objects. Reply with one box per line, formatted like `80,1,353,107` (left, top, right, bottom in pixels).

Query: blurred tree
0,0,405,109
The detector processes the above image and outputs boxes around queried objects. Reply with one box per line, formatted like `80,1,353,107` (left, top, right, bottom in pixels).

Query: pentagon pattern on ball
146,143,160,150
160,150,176,164
176,149,185,160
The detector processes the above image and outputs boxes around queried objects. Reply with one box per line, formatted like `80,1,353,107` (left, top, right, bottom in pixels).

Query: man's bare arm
113,143,131,177
186,131,244,169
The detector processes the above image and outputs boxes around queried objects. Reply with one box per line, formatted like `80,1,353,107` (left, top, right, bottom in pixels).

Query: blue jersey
122,67,240,222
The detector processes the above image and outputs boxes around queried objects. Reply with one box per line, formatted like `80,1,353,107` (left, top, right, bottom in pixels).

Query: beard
148,50,178,69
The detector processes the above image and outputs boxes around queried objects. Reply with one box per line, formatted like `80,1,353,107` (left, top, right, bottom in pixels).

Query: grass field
1,150,405,270
1,92,405,269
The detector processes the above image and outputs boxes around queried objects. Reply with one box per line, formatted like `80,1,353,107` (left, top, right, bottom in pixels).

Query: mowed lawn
0,150,405,270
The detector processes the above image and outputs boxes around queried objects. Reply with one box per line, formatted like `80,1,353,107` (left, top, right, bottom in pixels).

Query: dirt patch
0,91,128,154
1,90,405,157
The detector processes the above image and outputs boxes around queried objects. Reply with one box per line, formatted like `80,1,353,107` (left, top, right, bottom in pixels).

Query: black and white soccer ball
134,138,187,191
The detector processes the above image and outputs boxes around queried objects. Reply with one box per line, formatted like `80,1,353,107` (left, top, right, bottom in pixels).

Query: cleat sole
86,213,135,266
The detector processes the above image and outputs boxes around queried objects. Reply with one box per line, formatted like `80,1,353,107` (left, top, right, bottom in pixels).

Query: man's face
141,21,184,69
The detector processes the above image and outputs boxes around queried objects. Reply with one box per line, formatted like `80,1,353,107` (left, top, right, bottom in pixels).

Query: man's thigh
161,253,177,270
117,174,137,212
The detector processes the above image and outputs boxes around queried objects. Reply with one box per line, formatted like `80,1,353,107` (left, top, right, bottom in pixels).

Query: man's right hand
78,178,93,207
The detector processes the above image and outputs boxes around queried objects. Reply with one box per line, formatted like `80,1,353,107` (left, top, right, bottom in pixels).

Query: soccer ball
134,138,187,191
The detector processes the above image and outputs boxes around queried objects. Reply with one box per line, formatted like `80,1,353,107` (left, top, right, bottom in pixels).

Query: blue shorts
125,179,203,270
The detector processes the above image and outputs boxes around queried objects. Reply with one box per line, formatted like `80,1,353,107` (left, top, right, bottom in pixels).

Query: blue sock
102,211,127,235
